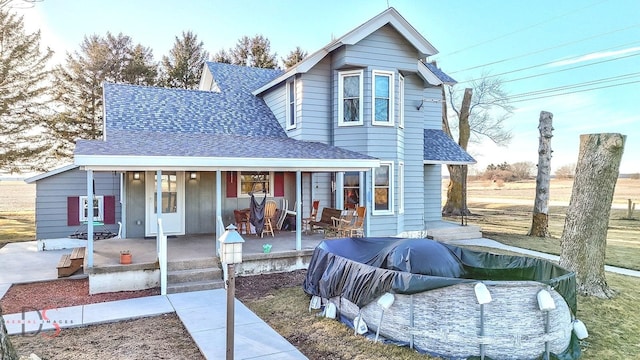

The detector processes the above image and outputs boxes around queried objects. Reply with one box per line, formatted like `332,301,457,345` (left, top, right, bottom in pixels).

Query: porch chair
330,209,356,238
302,200,320,234
262,200,277,237
233,209,251,235
348,206,366,237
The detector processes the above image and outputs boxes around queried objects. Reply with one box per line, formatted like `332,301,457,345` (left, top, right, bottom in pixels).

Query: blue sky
17,0,640,174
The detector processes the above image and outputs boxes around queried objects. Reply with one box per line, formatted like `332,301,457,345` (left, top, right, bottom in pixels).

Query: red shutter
274,172,285,197
67,196,80,226
104,196,116,224
226,172,237,198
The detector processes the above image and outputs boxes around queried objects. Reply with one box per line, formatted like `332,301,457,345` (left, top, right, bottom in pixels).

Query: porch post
363,171,370,237
336,171,344,210
216,170,222,256
86,169,94,268
296,170,302,251
156,170,162,254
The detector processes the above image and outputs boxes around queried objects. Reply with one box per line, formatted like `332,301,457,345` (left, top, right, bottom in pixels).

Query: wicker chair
261,200,277,237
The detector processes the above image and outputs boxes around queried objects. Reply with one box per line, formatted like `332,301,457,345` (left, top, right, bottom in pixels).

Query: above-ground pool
303,237,582,360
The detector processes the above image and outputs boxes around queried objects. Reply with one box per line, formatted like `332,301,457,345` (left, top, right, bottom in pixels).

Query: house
27,8,474,290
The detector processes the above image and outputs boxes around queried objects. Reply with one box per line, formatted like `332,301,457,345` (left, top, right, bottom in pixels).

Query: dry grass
0,181,36,245
243,272,640,360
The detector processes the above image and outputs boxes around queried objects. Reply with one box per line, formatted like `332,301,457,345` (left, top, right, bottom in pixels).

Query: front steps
425,221,483,242
57,246,85,277
167,258,225,294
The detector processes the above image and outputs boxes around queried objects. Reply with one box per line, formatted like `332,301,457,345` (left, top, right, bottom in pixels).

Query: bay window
372,70,394,126
338,70,364,126
372,162,393,214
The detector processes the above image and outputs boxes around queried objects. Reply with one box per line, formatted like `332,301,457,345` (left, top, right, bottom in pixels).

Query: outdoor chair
348,206,366,237
330,209,356,238
262,200,277,237
302,200,320,234
234,209,251,235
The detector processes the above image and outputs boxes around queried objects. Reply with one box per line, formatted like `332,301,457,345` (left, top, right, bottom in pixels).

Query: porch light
218,224,245,360
133,172,140,180
190,171,197,180
219,224,244,264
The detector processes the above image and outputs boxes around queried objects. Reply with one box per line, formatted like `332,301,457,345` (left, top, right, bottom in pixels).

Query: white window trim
286,78,296,130
338,69,364,126
237,171,274,198
79,195,104,222
372,162,394,215
398,74,405,129
372,70,395,126
398,161,404,214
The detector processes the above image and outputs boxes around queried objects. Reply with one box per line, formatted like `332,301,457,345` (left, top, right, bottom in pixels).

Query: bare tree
528,111,553,237
442,75,513,216
560,133,625,298
511,161,535,180
555,163,576,179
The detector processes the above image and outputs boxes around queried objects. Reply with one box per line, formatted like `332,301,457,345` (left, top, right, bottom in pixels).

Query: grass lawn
465,205,640,271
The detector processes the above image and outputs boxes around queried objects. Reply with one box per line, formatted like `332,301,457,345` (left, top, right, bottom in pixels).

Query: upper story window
338,70,364,126
286,79,296,130
80,196,104,222
372,162,394,215
398,74,405,129
372,70,394,126
239,171,272,197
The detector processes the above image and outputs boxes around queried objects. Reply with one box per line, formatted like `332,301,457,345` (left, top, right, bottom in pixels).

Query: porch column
336,171,344,209
156,170,162,254
86,169,94,268
363,171,369,237
296,170,302,251
216,170,222,256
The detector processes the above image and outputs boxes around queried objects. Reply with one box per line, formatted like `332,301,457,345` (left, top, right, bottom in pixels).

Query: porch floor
91,230,326,268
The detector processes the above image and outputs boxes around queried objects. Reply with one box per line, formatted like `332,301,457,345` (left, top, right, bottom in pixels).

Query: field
0,180,35,245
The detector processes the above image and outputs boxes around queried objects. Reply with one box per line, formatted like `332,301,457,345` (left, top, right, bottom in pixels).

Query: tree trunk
528,111,553,237
443,88,472,216
0,309,18,360
559,133,625,298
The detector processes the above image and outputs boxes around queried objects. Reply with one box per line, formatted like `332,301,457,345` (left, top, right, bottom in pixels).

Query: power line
506,72,640,99
434,0,611,60
501,52,640,84
457,40,640,84
504,79,640,103
445,22,640,74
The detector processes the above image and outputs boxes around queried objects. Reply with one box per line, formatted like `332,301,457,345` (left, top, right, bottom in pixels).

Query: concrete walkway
3,289,307,360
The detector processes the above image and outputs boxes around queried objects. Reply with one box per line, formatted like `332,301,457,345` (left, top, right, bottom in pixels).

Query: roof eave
417,61,456,86
24,164,79,183
423,159,476,165
75,155,380,172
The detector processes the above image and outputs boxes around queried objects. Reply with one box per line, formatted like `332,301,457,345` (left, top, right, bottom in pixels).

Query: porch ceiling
75,130,379,171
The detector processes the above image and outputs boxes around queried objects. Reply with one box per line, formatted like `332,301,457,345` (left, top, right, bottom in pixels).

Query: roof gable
253,7,441,95
104,63,286,138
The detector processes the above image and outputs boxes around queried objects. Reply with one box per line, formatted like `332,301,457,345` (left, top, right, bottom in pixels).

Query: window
239,171,272,196
79,196,104,222
372,70,394,126
372,162,393,214
153,173,178,214
338,70,363,126
343,171,360,209
398,74,405,129
286,79,296,129
398,162,404,214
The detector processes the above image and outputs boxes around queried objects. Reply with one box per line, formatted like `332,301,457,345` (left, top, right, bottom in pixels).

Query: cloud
549,46,640,67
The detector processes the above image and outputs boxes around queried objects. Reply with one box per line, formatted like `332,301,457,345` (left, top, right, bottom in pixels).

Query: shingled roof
103,63,285,138
423,129,476,165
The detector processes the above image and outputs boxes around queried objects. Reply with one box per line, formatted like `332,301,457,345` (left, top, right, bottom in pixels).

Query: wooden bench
309,207,342,232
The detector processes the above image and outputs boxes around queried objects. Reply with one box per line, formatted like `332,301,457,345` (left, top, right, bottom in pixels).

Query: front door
145,171,185,236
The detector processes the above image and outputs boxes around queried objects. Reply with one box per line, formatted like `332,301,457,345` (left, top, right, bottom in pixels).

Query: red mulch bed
0,278,159,314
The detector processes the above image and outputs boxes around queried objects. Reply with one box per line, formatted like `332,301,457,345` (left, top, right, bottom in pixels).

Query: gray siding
125,171,145,238
185,172,216,234
299,57,332,142
263,85,286,132
423,165,442,221
34,169,121,239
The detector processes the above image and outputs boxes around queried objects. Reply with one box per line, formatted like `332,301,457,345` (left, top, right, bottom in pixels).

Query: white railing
157,218,167,295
